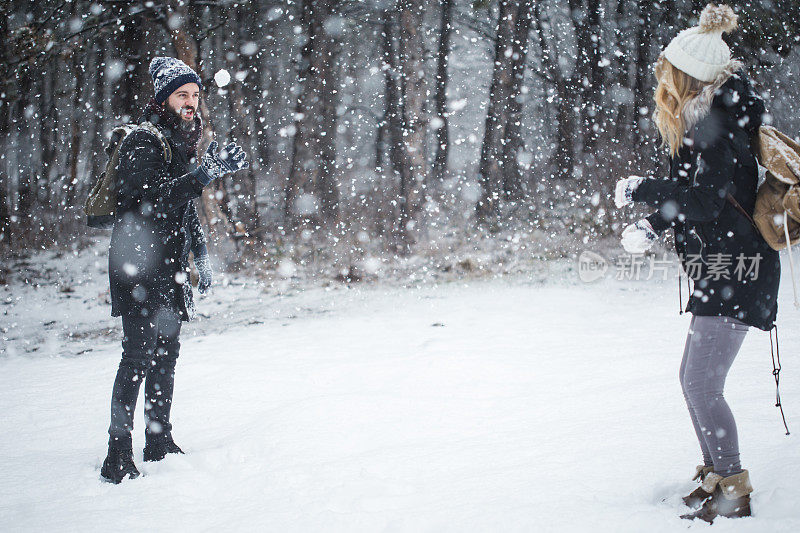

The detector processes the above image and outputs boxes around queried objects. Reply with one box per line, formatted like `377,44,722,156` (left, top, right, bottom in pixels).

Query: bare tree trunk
574,0,604,152
318,26,340,225
0,6,9,142
500,0,533,202
117,12,149,122
477,0,518,218
379,12,405,243
14,65,35,238
383,11,405,187
432,0,453,185
0,6,9,245
553,99,577,180
612,0,633,146
285,0,341,231
375,105,386,174
254,67,272,176
533,1,574,181
633,0,655,168
226,7,261,235
240,5,275,240
90,44,107,183
395,0,429,246
39,65,58,209
227,87,259,234
0,171,9,247
66,47,85,211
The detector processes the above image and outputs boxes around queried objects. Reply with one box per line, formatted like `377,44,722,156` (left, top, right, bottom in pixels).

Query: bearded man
101,57,248,483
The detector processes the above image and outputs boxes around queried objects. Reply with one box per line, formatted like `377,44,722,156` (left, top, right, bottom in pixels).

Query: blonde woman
614,4,780,523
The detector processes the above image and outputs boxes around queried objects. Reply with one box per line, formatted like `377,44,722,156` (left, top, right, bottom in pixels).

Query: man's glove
195,141,249,185
195,254,213,294
614,176,645,208
621,219,658,254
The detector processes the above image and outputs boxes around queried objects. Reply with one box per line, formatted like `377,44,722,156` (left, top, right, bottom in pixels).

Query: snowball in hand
214,69,231,87
620,221,656,254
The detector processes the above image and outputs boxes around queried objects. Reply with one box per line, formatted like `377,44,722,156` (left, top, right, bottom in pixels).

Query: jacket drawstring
677,261,691,315
686,277,691,310
677,271,690,315
770,325,790,435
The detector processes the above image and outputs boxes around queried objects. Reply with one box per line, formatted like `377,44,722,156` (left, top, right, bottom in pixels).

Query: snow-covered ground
2,245,800,532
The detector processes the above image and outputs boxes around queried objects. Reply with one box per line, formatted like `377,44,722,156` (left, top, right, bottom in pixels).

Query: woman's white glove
614,176,645,208
621,219,658,254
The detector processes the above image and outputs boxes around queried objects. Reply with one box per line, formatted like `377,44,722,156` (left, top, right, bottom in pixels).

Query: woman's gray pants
679,315,749,477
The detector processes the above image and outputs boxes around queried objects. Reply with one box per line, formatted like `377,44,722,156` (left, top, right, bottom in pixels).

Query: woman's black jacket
634,71,780,331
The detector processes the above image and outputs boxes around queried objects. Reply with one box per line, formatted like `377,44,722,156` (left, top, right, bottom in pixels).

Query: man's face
165,83,200,122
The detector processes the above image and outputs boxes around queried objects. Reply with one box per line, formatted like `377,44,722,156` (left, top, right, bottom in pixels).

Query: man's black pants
108,308,182,448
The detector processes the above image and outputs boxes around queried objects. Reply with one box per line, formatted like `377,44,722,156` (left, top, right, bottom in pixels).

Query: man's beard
146,98,202,154
172,105,196,130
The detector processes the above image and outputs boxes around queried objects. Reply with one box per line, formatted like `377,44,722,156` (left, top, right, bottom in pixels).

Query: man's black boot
143,437,184,462
100,444,140,484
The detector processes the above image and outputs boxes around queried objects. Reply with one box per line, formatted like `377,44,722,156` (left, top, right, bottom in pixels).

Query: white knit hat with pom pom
662,3,739,82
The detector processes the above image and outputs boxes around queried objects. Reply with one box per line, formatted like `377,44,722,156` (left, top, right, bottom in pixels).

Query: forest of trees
1,0,799,273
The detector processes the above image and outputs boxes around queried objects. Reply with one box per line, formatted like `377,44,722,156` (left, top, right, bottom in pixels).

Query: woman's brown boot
681,470,753,523
682,465,716,508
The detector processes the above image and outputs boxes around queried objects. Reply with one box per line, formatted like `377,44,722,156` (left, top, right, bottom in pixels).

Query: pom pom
149,57,170,78
699,3,738,34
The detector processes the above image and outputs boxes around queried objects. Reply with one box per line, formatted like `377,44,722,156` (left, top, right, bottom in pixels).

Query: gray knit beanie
149,57,202,104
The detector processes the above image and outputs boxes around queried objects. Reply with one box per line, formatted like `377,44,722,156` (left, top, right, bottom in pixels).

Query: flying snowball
214,69,231,87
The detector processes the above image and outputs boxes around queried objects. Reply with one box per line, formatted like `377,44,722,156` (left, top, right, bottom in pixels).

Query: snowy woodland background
6,3,800,530
1,0,799,281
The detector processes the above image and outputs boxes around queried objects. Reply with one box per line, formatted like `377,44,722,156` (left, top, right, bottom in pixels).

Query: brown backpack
742,125,800,251
727,125,800,309
758,126,800,309
84,122,171,229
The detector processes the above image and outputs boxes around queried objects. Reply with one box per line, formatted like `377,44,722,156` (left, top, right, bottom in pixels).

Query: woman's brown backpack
751,125,800,251
727,125,800,308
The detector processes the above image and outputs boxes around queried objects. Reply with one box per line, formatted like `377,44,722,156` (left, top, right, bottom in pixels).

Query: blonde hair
653,58,708,157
